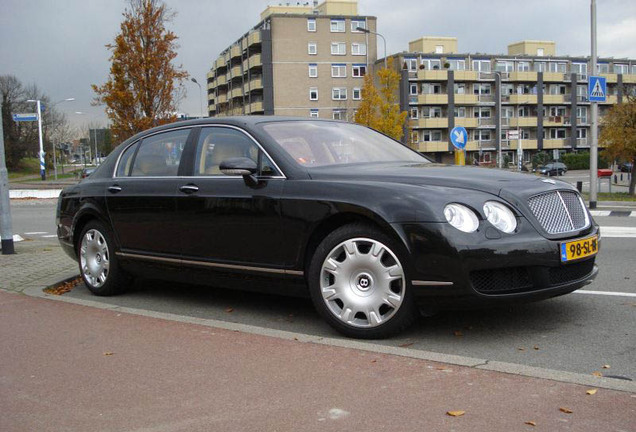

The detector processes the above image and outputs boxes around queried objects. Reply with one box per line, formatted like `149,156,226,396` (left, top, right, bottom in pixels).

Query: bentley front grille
527,190,590,235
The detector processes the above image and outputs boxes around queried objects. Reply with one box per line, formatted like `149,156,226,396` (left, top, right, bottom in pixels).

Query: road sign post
1,101,16,254
450,126,468,166
589,0,600,209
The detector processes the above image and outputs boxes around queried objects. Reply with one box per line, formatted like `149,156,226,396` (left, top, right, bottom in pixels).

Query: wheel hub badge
357,274,372,291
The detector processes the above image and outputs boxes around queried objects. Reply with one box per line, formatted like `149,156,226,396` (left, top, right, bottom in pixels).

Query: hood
308,163,575,198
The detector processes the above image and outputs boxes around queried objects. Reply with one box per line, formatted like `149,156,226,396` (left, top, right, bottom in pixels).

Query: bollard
576,181,583,193
614,174,617,184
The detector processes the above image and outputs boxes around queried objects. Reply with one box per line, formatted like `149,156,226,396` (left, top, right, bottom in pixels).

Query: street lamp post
589,0,599,209
191,78,204,118
26,97,74,180
356,27,386,68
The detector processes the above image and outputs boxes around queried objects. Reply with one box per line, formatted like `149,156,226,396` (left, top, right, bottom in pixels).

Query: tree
92,0,188,144
354,57,408,141
599,95,636,195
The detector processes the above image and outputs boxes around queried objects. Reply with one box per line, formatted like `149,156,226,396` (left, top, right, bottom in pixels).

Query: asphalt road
8,199,636,382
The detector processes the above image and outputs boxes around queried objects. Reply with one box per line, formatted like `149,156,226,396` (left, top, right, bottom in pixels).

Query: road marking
24,231,47,235
599,226,636,238
0,235,24,242
575,290,636,298
41,235,57,238
590,211,612,217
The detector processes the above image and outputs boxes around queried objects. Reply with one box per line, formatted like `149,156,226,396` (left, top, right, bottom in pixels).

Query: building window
309,87,318,100
422,107,442,118
331,64,346,78
409,83,418,95
352,87,361,100
420,58,441,70
549,106,566,117
472,60,491,72
435,45,444,54
351,43,367,56
453,107,466,117
331,42,346,55
517,62,530,72
596,63,610,74
332,87,347,100
307,18,316,32
576,106,588,123
308,42,317,55
572,63,588,76
501,107,514,118
549,62,567,73
330,19,345,32
549,84,566,95
474,130,491,141
410,107,418,119
537,48,545,57
495,61,514,72
473,83,491,95
454,83,466,94
422,83,442,94
410,130,419,144
474,107,491,118
423,130,442,142
351,20,365,32
352,64,366,77
614,64,629,74
533,62,547,72
308,64,318,78
332,109,346,120
550,129,566,139
447,59,465,70
310,109,319,118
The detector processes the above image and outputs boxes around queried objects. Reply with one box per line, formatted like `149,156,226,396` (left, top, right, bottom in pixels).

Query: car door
106,128,192,257
175,126,285,268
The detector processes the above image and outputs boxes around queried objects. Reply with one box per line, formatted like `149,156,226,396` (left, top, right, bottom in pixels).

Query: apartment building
385,38,636,164
206,0,377,120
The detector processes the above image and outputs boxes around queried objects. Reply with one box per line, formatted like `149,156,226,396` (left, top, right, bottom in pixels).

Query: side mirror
219,157,257,176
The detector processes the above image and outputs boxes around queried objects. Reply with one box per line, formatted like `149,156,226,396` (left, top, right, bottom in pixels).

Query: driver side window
194,127,278,176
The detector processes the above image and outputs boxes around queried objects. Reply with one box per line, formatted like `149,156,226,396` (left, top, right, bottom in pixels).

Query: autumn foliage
599,95,636,195
354,57,408,141
92,0,188,145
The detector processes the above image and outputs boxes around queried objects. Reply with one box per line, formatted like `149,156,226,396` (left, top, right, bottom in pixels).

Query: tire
307,223,418,339
77,220,129,296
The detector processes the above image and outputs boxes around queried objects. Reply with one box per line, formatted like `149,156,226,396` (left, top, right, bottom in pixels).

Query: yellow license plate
560,235,598,262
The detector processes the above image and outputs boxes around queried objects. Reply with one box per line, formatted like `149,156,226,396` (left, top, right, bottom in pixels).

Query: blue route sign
12,113,38,122
588,76,607,102
450,126,468,150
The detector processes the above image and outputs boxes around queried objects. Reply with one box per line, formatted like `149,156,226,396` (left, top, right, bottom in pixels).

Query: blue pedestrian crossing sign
450,126,468,150
588,76,606,102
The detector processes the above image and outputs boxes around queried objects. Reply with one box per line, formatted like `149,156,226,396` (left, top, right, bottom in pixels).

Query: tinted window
263,121,427,167
131,129,189,177
116,141,139,177
194,127,278,176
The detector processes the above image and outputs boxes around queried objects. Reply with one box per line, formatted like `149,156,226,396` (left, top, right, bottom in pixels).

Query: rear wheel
308,224,417,339
78,221,129,296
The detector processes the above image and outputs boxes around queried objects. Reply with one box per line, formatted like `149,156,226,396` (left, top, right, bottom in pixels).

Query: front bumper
395,218,599,309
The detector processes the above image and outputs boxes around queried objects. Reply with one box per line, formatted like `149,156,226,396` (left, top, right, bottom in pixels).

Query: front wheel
308,224,417,339
78,221,129,296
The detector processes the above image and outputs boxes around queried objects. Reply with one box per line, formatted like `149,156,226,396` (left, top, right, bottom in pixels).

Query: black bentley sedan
57,117,599,338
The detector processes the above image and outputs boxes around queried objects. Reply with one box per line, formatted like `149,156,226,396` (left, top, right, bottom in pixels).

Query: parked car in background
620,162,633,173
56,117,598,338
80,167,96,178
539,162,567,176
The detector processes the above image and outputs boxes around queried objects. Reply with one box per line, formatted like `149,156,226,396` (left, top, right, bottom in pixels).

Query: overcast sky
2,0,635,130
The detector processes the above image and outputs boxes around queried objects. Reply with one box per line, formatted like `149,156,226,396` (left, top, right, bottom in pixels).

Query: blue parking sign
588,76,606,102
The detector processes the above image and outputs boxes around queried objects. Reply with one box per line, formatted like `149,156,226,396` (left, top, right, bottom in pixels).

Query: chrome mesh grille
527,191,589,235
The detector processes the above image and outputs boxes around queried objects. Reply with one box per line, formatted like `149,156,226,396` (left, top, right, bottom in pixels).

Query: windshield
262,121,428,168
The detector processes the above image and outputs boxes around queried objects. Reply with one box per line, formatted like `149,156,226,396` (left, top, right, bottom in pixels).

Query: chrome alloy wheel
320,237,406,328
80,229,110,288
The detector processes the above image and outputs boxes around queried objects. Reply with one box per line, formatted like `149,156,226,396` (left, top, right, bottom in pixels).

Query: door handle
108,185,122,193
179,184,199,194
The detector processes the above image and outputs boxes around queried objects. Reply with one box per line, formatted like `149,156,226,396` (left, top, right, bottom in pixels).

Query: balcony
454,94,478,104
453,71,478,81
412,118,448,128
509,72,538,82
477,118,496,127
543,139,567,149
509,94,538,104
543,72,565,82
217,93,228,104
208,79,216,90
508,117,538,127
248,31,261,47
543,94,566,104
243,53,263,70
454,117,478,128
465,140,496,151
417,94,448,104
243,77,263,93
230,65,242,78
230,87,244,99
417,141,448,152
600,73,617,83
623,75,636,84
520,139,538,149
601,95,619,104
543,116,567,127
230,45,241,59
215,56,227,69
216,75,227,86
249,101,264,113
416,70,448,81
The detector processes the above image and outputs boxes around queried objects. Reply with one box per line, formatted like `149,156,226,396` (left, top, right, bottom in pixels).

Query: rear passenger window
116,142,139,177
130,129,190,177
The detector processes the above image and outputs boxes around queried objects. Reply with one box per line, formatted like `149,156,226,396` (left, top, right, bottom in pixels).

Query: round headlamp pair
444,201,517,234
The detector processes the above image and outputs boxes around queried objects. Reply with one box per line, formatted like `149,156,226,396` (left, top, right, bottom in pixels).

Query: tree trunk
630,159,636,196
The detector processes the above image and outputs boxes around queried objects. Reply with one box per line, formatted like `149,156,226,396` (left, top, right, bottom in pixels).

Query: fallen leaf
559,407,573,414
43,277,83,296
602,364,610,369
586,389,598,395
592,371,603,377
371,360,377,363
446,410,465,417
399,342,414,348
453,330,463,337
525,421,537,426
533,345,540,350
225,307,234,313
518,347,526,351
103,352,114,356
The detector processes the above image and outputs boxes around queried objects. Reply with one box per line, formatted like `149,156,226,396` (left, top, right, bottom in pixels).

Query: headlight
444,204,479,233
483,201,517,233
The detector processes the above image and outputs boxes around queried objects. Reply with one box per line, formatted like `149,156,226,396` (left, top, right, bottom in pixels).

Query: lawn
582,192,636,202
